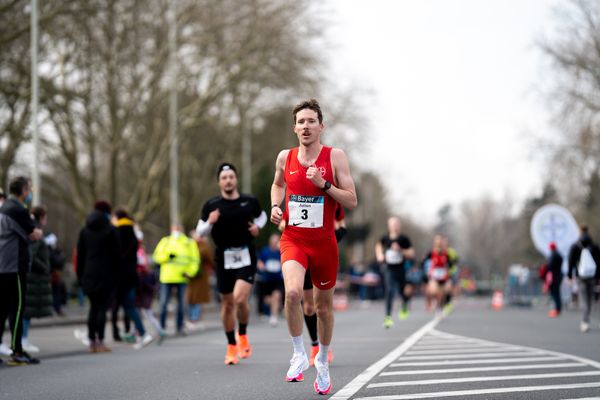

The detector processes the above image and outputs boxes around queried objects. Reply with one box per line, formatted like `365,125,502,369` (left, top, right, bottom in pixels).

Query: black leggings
0,272,26,353
87,291,111,342
385,267,408,316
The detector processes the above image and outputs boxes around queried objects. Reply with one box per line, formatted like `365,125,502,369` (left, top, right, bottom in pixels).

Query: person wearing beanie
195,162,266,365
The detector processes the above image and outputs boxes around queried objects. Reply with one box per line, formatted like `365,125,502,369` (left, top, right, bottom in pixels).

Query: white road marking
562,397,600,400
390,355,564,367
398,351,541,361
368,370,600,388
406,345,517,355
428,329,600,370
353,382,600,400
380,362,586,376
333,320,600,400
329,315,442,400
561,398,600,400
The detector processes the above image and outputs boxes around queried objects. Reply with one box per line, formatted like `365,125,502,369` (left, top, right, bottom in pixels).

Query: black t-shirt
201,194,263,251
380,234,412,268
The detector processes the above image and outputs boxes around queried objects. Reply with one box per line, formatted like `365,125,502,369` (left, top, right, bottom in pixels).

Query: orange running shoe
548,309,559,318
224,344,239,365
327,349,334,364
309,345,319,366
237,334,252,359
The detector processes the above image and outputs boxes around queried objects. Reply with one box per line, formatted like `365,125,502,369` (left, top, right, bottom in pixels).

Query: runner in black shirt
196,163,266,365
375,216,414,329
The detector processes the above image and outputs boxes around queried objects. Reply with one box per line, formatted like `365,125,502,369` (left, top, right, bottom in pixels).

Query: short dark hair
31,205,47,222
9,176,30,197
293,99,323,124
93,200,112,214
114,208,131,220
217,162,237,180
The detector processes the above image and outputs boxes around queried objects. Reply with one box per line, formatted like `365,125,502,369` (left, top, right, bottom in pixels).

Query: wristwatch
322,181,332,191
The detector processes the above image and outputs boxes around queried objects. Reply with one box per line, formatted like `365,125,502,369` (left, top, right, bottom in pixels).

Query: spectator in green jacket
153,224,199,337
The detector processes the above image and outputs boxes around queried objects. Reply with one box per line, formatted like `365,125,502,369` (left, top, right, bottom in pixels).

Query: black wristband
322,181,332,191
271,204,280,209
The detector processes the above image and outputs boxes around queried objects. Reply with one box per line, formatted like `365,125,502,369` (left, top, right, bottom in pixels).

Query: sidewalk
4,304,223,361
29,301,220,328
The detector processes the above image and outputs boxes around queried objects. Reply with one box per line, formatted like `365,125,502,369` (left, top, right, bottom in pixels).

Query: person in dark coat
545,242,563,317
76,200,120,353
113,209,153,349
0,176,43,365
567,225,600,333
22,206,53,353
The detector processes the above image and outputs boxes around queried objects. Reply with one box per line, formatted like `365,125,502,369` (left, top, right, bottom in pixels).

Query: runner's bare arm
270,149,289,224
328,148,358,209
375,242,385,263
403,246,416,259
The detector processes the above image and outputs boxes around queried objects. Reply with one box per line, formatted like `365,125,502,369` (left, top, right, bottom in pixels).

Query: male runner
375,216,415,328
271,99,357,395
304,203,345,365
196,163,266,365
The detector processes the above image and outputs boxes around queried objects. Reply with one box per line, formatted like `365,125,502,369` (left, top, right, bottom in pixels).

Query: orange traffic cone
491,290,504,310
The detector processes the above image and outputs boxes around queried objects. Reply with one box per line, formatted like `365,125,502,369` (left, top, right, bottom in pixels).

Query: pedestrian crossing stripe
367,370,600,388
353,382,600,400
331,321,600,400
380,362,586,376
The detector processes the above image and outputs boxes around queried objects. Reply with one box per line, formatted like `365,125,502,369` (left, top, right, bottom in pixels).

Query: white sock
318,344,329,364
292,336,305,354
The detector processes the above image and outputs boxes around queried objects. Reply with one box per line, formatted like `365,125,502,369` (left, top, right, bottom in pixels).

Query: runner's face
388,217,401,235
219,170,237,194
294,109,323,146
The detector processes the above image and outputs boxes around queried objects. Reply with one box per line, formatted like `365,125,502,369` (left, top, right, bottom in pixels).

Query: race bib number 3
288,195,324,228
224,247,252,270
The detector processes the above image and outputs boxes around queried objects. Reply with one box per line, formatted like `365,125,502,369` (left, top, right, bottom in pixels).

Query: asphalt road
1,297,599,400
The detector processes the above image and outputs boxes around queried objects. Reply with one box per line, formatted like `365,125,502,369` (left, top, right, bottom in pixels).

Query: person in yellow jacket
153,224,200,337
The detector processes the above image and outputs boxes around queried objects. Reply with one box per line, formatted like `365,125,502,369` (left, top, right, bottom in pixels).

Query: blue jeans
22,318,30,339
160,283,186,332
121,287,145,336
188,304,202,321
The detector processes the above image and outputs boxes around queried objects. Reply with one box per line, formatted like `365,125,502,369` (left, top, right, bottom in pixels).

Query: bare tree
539,0,600,230
0,1,81,187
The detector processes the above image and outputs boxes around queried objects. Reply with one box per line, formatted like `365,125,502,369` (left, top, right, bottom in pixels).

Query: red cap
549,242,557,250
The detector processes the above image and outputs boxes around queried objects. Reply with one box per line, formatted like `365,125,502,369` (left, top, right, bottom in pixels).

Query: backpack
578,247,597,278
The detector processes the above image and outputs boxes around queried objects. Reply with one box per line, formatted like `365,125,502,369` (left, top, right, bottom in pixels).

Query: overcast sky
326,0,561,223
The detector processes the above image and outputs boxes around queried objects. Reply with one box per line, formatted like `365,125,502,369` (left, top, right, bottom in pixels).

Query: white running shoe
133,333,154,350
314,355,332,395
22,339,40,353
286,352,309,382
580,321,590,333
269,315,278,327
74,328,91,346
0,343,13,356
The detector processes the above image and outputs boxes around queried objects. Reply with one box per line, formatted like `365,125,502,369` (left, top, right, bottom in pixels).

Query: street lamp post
168,0,179,226
31,0,40,205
